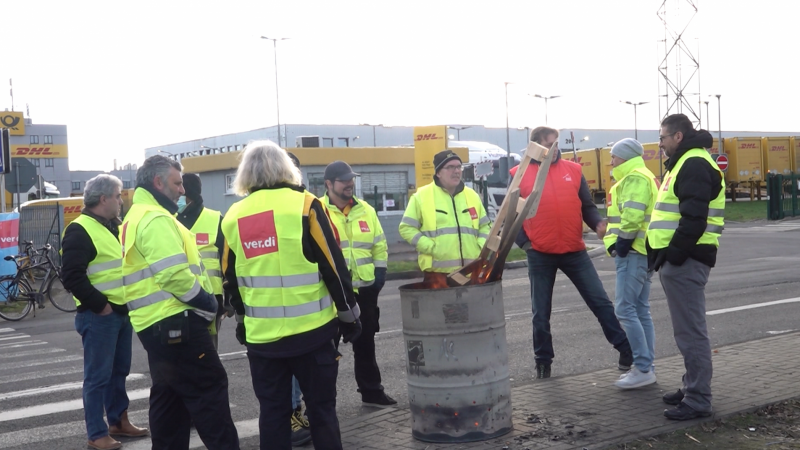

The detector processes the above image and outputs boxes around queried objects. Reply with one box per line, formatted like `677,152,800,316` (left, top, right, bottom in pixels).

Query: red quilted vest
510,158,585,254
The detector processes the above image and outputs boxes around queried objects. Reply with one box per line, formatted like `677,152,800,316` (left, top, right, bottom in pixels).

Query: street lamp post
261,36,290,147
359,124,385,146
448,126,470,141
504,82,512,157
703,101,710,131
620,101,649,140
531,94,560,125
710,94,722,152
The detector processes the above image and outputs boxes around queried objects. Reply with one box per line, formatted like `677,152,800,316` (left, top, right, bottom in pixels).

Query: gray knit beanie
611,138,644,161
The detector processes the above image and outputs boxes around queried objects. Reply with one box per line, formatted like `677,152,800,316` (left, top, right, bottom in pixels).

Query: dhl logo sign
63,205,82,215
572,157,593,167
414,133,444,141
10,144,69,158
769,146,786,151
641,149,660,161
740,143,758,149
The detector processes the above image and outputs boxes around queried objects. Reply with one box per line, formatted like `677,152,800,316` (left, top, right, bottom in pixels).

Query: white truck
451,140,520,222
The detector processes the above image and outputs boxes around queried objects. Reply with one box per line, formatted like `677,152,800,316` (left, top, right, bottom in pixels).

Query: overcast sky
2,0,798,170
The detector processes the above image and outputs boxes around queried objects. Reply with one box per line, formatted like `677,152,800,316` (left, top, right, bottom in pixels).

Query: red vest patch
195,233,209,246
359,220,370,233
467,207,478,220
238,211,278,258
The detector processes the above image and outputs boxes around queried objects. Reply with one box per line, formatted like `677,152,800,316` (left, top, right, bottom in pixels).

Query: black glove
339,319,362,344
665,245,689,267
615,238,634,258
651,250,667,273
373,267,387,292
235,322,247,345
607,243,616,257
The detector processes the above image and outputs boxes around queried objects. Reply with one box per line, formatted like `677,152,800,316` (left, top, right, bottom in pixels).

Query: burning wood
447,140,558,287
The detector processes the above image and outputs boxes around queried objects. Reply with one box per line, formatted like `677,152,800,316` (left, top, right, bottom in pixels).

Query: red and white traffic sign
715,154,729,172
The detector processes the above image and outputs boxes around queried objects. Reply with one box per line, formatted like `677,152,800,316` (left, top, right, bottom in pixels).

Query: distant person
513,126,632,379
176,173,233,350
604,139,660,390
648,114,724,420
321,161,394,407
399,150,491,283
62,174,149,450
222,141,361,450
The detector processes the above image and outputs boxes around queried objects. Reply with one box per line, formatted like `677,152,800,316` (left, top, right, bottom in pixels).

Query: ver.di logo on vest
196,233,209,246
238,211,279,258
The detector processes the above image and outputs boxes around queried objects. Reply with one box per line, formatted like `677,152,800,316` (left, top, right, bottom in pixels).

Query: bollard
399,280,512,443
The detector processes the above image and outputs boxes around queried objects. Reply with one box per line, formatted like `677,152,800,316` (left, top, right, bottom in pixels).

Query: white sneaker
614,366,657,389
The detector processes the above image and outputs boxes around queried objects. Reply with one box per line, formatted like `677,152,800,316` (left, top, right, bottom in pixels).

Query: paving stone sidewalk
339,331,800,450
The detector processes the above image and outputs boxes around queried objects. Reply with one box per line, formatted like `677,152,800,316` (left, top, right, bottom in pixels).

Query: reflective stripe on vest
415,183,484,273
68,215,125,306
221,188,337,344
191,207,223,295
647,149,726,250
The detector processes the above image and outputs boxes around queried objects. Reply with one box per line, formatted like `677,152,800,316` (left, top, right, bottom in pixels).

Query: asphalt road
2,220,800,449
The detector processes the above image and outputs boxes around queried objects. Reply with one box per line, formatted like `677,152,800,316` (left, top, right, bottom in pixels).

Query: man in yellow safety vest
62,174,148,450
603,139,660,390
647,113,725,421
177,173,231,350
121,155,239,449
399,150,491,283
322,160,395,407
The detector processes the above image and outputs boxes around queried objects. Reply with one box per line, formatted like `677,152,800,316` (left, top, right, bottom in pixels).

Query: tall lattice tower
657,0,702,128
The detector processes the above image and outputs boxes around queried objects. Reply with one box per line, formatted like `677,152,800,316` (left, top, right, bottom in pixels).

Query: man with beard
648,114,725,420
321,161,394,407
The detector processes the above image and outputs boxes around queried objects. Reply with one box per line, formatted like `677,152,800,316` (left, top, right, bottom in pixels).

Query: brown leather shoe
87,435,122,450
108,410,150,438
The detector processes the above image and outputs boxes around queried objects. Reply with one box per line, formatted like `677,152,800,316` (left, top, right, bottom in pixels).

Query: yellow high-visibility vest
67,214,124,307
221,188,336,344
603,158,659,255
191,207,223,295
647,148,725,249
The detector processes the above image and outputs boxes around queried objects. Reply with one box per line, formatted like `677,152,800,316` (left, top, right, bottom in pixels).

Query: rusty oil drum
399,280,512,443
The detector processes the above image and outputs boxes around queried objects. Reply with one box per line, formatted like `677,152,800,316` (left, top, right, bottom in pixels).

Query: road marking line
0,388,150,422
0,354,82,372
0,335,29,342
0,367,83,386
0,340,45,349
0,329,14,334
0,409,148,448
707,297,800,316
0,348,64,359
219,350,246,359
0,374,145,401
767,330,795,335
124,418,261,450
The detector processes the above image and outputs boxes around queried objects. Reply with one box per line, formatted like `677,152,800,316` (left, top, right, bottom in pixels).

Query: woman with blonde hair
221,140,361,450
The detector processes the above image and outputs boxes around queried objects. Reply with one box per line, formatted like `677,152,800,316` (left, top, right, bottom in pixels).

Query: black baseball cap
433,150,463,172
324,160,359,181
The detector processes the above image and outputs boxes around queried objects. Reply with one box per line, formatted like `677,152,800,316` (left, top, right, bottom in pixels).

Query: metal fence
767,173,800,220
18,204,63,265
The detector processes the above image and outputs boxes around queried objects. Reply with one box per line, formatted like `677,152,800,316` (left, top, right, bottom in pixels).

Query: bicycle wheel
46,274,76,313
0,276,33,321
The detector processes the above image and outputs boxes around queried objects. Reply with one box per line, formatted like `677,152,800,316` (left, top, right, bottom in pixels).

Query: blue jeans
527,249,630,364
614,253,655,372
75,310,133,441
291,376,302,410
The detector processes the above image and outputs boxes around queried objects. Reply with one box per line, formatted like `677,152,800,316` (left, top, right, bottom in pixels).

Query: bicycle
0,243,75,321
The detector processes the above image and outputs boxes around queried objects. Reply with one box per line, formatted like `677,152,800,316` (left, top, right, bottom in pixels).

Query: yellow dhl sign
0,111,25,135
10,144,69,158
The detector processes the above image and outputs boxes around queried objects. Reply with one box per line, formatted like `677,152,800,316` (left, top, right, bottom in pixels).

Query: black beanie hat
182,173,202,202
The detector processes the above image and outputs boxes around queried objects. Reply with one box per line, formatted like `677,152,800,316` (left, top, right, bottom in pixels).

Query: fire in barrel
399,279,512,443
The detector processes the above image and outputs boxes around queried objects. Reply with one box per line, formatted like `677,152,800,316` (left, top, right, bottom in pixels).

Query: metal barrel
399,280,512,443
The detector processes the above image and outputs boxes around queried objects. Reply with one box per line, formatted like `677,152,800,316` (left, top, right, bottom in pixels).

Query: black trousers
351,286,384,393
248,340,343,450
138,312,239,450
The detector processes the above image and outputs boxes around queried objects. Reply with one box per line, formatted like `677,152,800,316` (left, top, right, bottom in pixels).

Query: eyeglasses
659,132,677,142
441,165,462,172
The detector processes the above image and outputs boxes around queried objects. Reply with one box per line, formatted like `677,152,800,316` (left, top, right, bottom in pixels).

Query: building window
72,181,81,191
225,174,236,194
44,135,53,144
45,158,54,167
30,135,39,144
123,180,131,189
323,138,334,147
32,159,40,167
337,138,349,147
361,171,409,215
